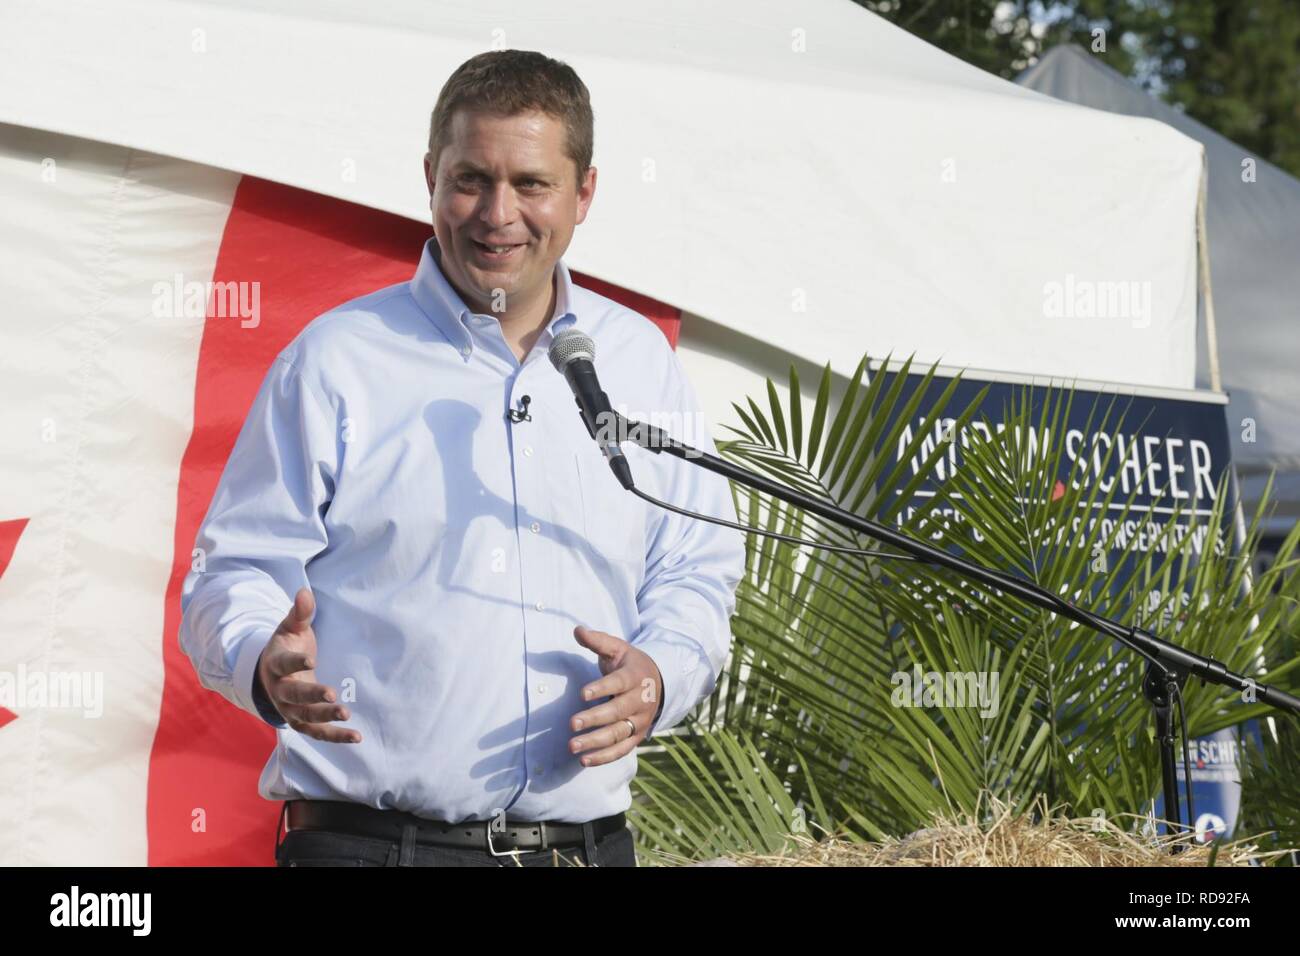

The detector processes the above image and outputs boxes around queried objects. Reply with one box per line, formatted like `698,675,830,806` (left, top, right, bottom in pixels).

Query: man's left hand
570,625,662,766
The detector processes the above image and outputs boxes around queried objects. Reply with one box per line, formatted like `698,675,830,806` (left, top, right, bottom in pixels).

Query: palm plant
1239,717,1300,859
629,355,1300,862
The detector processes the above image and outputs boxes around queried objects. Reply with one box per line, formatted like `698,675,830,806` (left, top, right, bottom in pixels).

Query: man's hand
255,587,362,744
569,625,663,766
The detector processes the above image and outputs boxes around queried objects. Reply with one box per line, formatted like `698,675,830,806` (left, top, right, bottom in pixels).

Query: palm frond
631,355,1300,861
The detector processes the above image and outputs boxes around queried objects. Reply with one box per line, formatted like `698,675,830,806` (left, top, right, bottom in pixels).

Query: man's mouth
471,239,525,259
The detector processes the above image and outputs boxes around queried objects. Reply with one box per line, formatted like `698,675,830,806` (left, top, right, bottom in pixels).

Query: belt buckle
485,818,544,858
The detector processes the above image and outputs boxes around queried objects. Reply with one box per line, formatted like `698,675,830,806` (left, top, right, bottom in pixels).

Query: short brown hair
428,50,594,186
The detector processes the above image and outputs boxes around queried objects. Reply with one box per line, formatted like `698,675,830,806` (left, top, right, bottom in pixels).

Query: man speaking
178,49,744,867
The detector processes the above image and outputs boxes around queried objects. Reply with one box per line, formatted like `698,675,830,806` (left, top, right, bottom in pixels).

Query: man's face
425,109,596,316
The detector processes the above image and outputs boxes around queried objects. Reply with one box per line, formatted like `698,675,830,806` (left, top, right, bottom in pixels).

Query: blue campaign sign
872,367,1249,842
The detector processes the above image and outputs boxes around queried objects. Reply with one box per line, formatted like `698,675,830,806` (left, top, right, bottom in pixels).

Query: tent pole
1197,154,1223,392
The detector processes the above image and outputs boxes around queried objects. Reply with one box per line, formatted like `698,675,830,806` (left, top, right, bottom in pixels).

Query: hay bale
703,798,1284,867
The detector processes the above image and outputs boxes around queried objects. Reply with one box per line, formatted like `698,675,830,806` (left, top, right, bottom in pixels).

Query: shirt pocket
573,448,645,566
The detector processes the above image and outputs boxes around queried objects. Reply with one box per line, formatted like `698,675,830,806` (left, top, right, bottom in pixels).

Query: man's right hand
255,587,362,744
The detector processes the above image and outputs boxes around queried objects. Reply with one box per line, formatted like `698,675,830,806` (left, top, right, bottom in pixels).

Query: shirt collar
409,237,578,360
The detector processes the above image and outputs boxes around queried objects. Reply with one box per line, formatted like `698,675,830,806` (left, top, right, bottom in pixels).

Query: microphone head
549,327,595,373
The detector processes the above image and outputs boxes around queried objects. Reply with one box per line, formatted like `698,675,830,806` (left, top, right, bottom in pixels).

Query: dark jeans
275,814,638,867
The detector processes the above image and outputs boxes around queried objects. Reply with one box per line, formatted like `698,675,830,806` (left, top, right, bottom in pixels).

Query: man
179,49,744,867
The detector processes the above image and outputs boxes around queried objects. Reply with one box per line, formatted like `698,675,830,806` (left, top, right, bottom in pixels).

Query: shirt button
529,521,540,534
534,601,545,611
523,446,533,457
460,345,471,357
537,683,547,694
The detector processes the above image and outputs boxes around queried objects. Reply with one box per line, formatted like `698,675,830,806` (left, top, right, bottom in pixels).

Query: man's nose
479,181,517,228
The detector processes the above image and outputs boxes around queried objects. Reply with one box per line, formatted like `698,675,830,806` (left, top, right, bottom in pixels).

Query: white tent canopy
1,0,1207,394
1018,44,1300,529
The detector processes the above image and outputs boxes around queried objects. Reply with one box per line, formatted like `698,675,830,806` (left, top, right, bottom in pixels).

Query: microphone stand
606,412,1300,842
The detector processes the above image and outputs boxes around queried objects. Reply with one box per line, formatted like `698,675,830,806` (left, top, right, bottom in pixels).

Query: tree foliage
856,0,1300,177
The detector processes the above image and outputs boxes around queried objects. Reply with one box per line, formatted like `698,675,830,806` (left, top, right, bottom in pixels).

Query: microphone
548,328,634,491
507,394,532,423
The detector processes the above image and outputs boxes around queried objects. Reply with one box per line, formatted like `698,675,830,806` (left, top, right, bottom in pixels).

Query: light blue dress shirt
179,238,744,824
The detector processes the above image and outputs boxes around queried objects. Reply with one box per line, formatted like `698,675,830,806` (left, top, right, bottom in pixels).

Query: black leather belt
285,799,626,856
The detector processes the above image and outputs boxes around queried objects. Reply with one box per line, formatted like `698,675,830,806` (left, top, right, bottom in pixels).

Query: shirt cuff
634,631,713,741
233,627,288,729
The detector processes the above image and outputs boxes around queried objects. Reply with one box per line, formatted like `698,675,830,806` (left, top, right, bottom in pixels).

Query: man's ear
574,165,597,225
423,152,435,197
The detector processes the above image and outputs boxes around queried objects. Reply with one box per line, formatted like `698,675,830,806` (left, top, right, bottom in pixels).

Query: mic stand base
1141,661,1191,850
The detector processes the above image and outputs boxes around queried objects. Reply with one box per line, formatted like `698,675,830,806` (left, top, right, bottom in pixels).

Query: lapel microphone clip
508,394,532,424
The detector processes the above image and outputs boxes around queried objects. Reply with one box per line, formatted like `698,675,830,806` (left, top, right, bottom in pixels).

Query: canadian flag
0,125,680,866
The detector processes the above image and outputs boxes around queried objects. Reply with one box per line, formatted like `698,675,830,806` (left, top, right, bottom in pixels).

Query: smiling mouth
471,239,525,257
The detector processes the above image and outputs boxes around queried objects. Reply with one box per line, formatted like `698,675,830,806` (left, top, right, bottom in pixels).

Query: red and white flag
0,125,679,866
